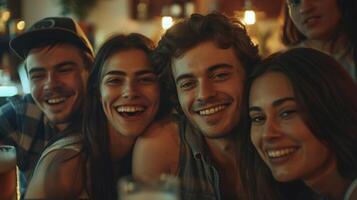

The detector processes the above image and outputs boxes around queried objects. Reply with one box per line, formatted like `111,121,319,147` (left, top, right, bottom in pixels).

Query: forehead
102,49,151,75
25,43,84,70
250,72,295,104
171,41,243,78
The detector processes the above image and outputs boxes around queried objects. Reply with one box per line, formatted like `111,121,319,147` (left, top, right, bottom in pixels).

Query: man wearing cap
0,16,94,190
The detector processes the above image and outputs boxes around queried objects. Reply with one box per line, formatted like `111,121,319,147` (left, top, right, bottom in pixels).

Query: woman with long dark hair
25,33,170,199
282,0,357,80
239,47,357,200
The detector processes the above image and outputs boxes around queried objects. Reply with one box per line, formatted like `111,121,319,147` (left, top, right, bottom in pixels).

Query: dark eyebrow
249,97,296,112
135,69,155,76
28,61,77,75
175,73,194,84
272,97,295,107
54,61,78,69
208,63,234,72
103,69,155,77
175,63,234,83
28,67,46,76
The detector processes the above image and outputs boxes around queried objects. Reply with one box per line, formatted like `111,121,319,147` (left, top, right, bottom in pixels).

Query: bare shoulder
142,116,179,137
133,117,180,181
25,149,85,199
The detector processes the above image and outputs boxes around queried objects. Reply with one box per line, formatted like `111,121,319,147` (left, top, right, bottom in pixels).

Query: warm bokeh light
244,10,256,25
161,16,173,30
16,20,25,31
1,10,10,22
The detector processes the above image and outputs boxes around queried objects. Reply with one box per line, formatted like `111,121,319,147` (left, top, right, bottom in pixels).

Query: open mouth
303,16,320,25
196,104,227,116
46,97,68,105
116,106,146,117
266,147,298,159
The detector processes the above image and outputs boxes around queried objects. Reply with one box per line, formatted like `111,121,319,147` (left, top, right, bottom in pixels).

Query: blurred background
0,0,286,104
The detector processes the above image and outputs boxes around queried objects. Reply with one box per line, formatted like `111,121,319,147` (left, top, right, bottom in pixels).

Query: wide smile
116,105,146,118
196,104,228,116
303,15,321,26
266,147,298,159
46,97,68,105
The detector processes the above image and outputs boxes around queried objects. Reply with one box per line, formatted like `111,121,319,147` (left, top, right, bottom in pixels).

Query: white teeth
267,148,297,158
47,97,67,104
198,105,226,116
117,106,145,113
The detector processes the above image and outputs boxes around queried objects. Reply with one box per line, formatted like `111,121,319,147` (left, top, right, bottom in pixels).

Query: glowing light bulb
161,16,173,30
244,10,256,25
16,20,25,31
1,10,10,22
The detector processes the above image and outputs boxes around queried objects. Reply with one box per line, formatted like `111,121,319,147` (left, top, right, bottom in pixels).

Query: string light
243,10,256,25
161,16,173,30
16,20,25,31
242,0,256,25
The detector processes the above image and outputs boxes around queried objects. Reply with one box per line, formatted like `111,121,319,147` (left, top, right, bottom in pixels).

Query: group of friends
0,0,357,199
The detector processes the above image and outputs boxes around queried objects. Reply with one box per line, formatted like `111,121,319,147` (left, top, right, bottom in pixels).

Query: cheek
177,92,189,110
147,88,160,109
30,83,41,97
99,87,113,105
250,128,260,148
250,129,266,159
288,9,300,25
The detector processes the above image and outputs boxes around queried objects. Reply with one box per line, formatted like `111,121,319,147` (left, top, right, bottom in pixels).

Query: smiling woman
24,33,171,199
282,0,357,80
238,47,357,200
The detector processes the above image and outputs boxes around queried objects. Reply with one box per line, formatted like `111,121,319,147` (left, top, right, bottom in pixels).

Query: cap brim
10,28,93,59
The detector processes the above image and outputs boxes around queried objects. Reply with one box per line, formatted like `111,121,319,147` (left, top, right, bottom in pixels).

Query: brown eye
138,75,157,84
280,109,297,119
179,80,196,90
250,114,266,125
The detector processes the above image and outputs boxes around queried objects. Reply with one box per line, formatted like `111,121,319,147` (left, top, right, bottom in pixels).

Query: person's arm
0,100,19,144
133,118,180,182
25,149,84,199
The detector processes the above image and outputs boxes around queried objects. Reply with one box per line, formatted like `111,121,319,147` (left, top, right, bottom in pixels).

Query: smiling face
249,71,336,182
172,41,245,138
287,0,341,41
100,49,160,138
26,44,89,131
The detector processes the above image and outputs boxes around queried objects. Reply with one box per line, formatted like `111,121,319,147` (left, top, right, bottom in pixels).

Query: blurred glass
0,145,16,172
118,174,180,200
0,145,19,200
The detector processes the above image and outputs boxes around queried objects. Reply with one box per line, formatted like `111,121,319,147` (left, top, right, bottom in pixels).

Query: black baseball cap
10,17,94,59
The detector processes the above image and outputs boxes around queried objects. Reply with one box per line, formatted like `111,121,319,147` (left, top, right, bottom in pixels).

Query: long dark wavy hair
238,47,357,200
152,12,261,114
82,33,169,200
281,0,357,75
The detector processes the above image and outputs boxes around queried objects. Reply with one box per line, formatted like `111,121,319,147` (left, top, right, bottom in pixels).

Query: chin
121,128,146,138
272,172,296,183
48,115,71,124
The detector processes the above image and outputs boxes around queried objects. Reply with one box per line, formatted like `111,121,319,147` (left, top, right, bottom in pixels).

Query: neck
205,134,241,198
304,159,350,200
205,134,237,163
107,124,136,162
55,123,69,132
308,33,350,54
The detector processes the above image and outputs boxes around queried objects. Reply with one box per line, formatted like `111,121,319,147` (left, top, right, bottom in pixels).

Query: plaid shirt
0,94,58,178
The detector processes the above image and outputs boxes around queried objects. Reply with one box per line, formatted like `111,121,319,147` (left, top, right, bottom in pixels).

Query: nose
43,72,60,90
121,80,139,99
299,0,314,14
261,118,283,140
196,79,216,102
